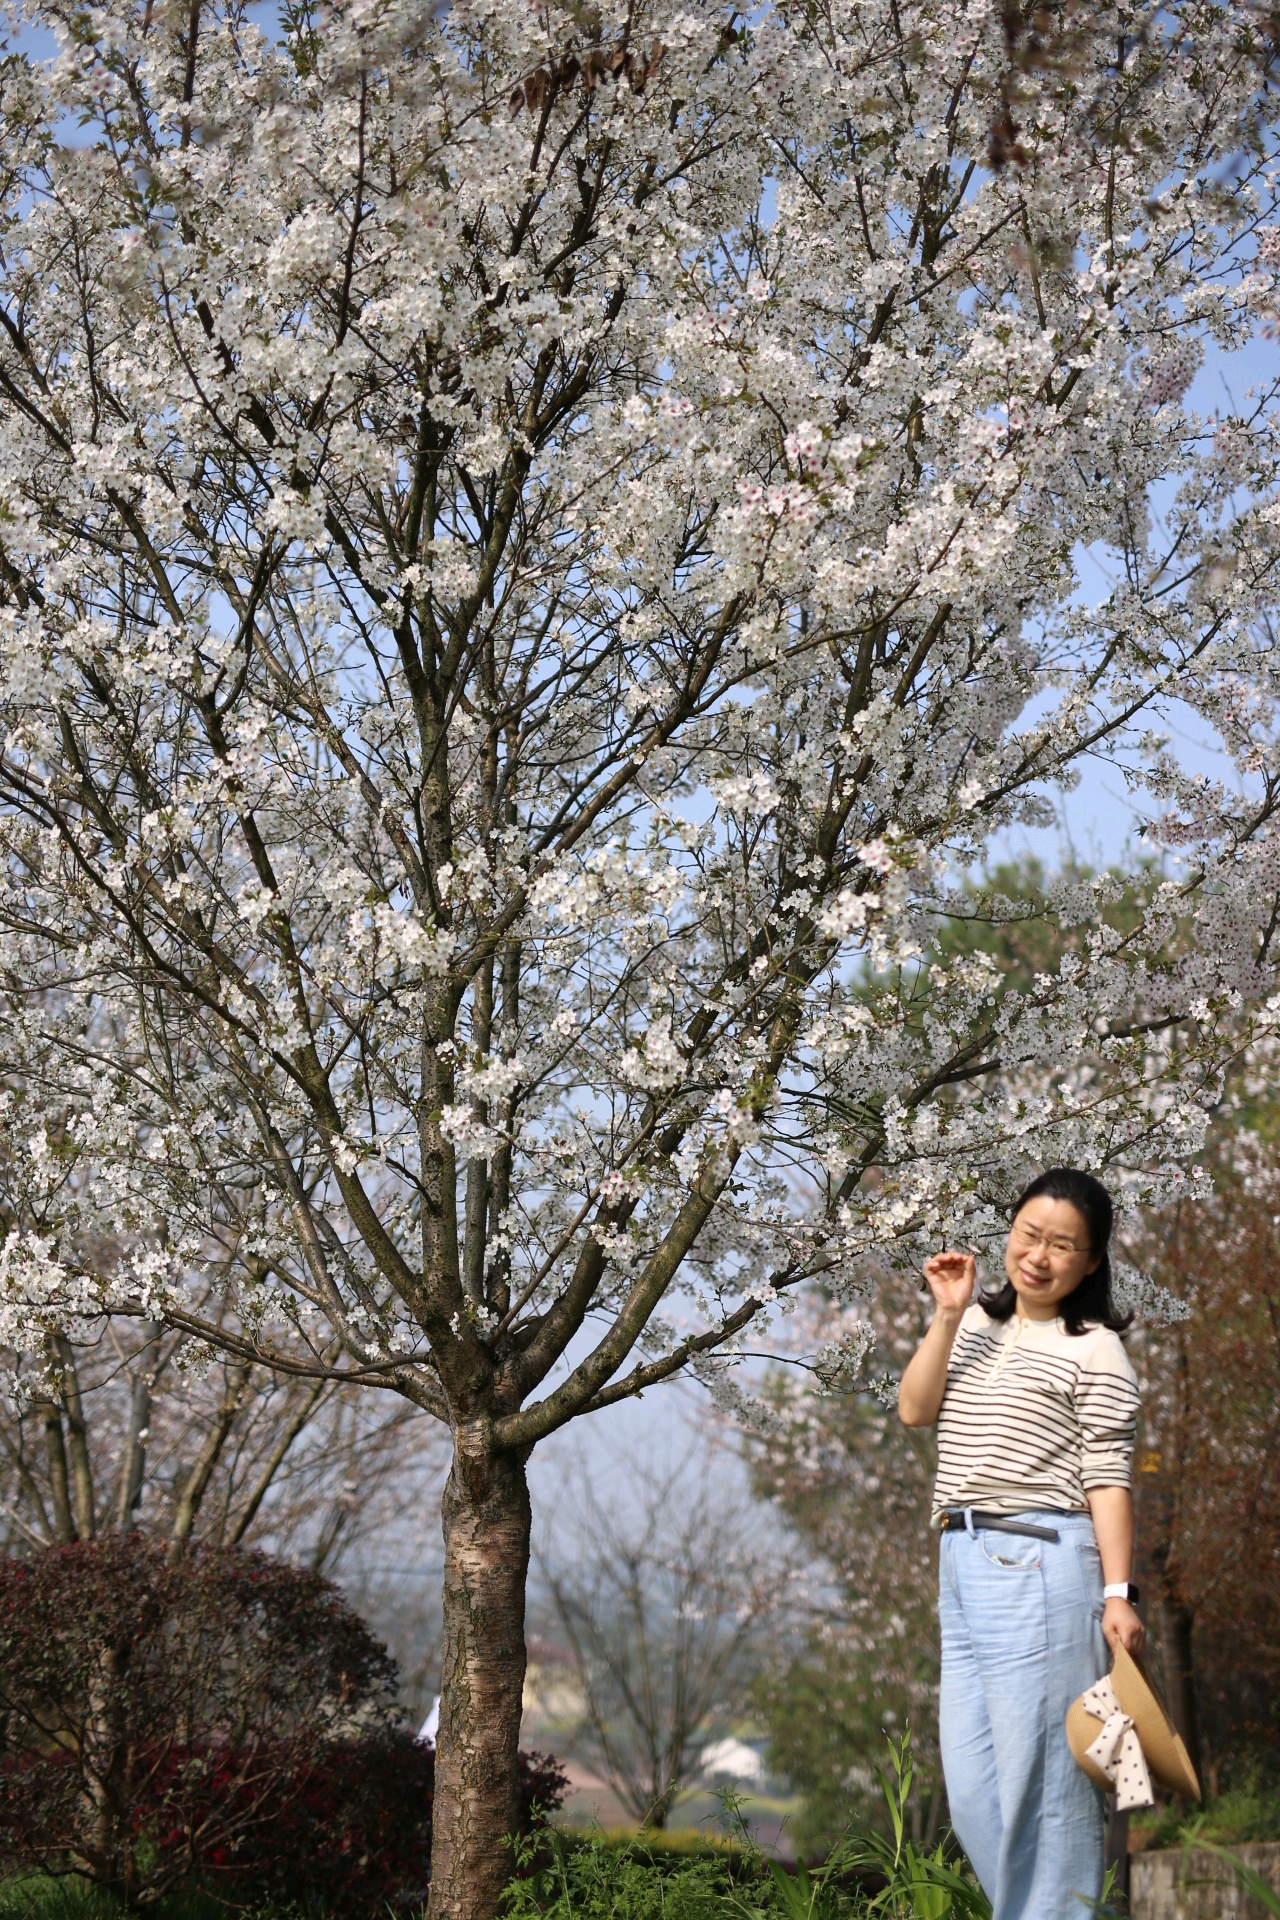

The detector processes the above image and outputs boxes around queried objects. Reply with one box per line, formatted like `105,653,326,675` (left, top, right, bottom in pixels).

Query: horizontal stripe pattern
931,1303,1139,1523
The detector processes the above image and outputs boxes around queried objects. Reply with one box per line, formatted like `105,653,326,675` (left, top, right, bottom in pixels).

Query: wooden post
1105,1804,1131,1908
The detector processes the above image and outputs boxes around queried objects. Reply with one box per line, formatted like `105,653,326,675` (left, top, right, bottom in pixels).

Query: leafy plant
0,1536,565,1911
792,1735,988,1920
501,1826,747,1920
502,1735,987,1920
1134,1777,1280,1852
719,1734,991,1920
723,1736,987,1920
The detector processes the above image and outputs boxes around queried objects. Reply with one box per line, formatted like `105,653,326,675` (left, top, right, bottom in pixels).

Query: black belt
939,1509,1060,1542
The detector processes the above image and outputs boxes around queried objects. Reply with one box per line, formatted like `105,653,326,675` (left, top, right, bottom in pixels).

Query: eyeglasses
1010,1220,1089,1259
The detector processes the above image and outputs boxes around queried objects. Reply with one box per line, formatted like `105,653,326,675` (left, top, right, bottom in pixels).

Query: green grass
0,1881,235,1920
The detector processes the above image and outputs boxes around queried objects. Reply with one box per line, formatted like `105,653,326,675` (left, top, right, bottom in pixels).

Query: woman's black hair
979,1166,1132,1336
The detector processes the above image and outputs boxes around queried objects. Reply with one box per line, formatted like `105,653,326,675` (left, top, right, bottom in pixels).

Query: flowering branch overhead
0,0,1278,1412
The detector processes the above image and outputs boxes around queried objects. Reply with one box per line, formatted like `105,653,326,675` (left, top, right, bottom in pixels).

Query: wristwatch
1102,1581,1141,1605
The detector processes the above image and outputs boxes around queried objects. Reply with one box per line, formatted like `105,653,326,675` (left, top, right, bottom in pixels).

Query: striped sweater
931,1303,1139,1524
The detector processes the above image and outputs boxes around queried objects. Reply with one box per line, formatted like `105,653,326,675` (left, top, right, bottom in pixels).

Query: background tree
748,1280,942,1856
533,1456,786,1828
0,1308,437,1562
0,1222,451,1715
1127,1120,1280,1796
3,4,1280,1914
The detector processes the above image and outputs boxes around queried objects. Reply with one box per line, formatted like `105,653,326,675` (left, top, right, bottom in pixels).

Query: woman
898,1167,1143,1920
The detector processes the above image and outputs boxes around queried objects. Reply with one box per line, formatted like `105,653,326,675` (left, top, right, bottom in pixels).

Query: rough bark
427,1427,531,1920
81,1640,129,1891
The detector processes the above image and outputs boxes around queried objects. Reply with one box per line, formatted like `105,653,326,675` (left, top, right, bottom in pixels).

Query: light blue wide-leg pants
938,1509,1109,1920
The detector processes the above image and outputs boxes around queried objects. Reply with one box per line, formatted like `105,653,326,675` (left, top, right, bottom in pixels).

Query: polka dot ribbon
1080,1675,1155,1810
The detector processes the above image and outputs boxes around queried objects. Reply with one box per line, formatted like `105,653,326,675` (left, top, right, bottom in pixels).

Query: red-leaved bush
0,1537,565,1909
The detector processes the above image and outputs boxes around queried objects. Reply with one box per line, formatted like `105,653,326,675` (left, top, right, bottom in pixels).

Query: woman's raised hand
922,1250,975,1315
899,1250,974,1425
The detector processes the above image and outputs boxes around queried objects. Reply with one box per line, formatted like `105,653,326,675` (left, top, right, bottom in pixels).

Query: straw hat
1066,1642,1201,1802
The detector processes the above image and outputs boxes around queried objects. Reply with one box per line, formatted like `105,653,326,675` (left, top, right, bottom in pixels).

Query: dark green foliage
0,1879,252,1920
754,1652,925,1858
0,1880,230,1920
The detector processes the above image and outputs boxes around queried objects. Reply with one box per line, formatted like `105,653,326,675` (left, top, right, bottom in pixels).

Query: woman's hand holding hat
1103,1596,1146,1656
1067,1641,1201,1804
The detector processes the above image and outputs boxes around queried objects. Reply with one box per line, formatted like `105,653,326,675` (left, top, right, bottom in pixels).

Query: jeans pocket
979,1531,1042,1570
1075,1540,1104,1617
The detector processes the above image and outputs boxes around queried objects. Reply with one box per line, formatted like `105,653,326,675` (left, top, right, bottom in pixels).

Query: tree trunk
116,1322,161,1528
168,1362,249,1554
56,1336,96,1540
427,1427,531,1920
643,1791,671,1830
80,1640,129,1892
38,1397,76,1542
1159,1596,1203,1792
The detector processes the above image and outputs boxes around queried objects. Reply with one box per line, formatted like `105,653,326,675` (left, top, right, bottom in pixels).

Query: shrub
499,1834,744,1920
0,1535,399,1903
197,1732,566,1913
0,1536,565,1911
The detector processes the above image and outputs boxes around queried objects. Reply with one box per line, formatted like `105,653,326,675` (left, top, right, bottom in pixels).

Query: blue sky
992,329,1280,874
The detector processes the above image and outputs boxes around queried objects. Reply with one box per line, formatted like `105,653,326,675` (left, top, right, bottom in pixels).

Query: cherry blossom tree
3,0,1280,1911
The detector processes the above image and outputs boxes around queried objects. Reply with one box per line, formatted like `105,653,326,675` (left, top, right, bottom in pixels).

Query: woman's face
1003,1194,1101,1318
